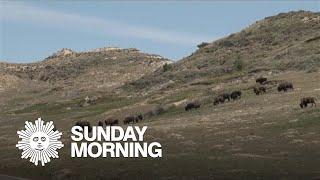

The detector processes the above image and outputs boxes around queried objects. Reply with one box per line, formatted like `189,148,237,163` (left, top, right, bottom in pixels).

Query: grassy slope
0,71,320,179
126,11,320,92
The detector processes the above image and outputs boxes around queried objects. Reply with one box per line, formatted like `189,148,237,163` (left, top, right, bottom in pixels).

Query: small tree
234,57,244,71
163,63,172,72
197,42,209,49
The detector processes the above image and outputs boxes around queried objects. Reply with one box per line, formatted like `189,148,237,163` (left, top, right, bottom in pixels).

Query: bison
185,102,201,111
135,113,143,123
213,96,225,106
123,116,135,124
230,91,242,100
219,93,230,102
105,118,119,126
277,82,293,92
75,121,92,133
256,77,267,84
300,97,316,108
253,86,266,95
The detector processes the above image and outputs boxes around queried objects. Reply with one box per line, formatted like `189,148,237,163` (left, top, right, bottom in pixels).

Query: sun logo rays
16,118,64,166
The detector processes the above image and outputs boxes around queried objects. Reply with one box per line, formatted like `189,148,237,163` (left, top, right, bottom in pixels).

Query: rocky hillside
0,47,172,92
1,10,319,111
128,11,320,92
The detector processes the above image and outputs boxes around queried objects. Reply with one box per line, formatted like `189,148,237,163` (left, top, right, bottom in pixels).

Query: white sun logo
16,118,64,166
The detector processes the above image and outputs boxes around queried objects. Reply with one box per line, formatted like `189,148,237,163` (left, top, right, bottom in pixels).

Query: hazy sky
0,1,319,63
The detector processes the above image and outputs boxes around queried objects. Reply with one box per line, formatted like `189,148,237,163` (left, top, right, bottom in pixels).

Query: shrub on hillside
197,42,209,48
234,58,244,71
163,63,173,72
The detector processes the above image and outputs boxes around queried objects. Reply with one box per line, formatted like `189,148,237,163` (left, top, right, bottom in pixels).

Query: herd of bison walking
75,77,317,131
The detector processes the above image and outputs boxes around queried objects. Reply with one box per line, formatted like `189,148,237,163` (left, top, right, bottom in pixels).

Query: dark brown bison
253,86,266,95
230,91,242,100
138,113,143,120
256,77,267,84
185,102,201,111
123,116,135,124
277,82,293,92
219,93,230,101
213,96,225,105
135,113,143,123
105,118,119,126
75,121,92,133
300,97,316,108
98,121,104,126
